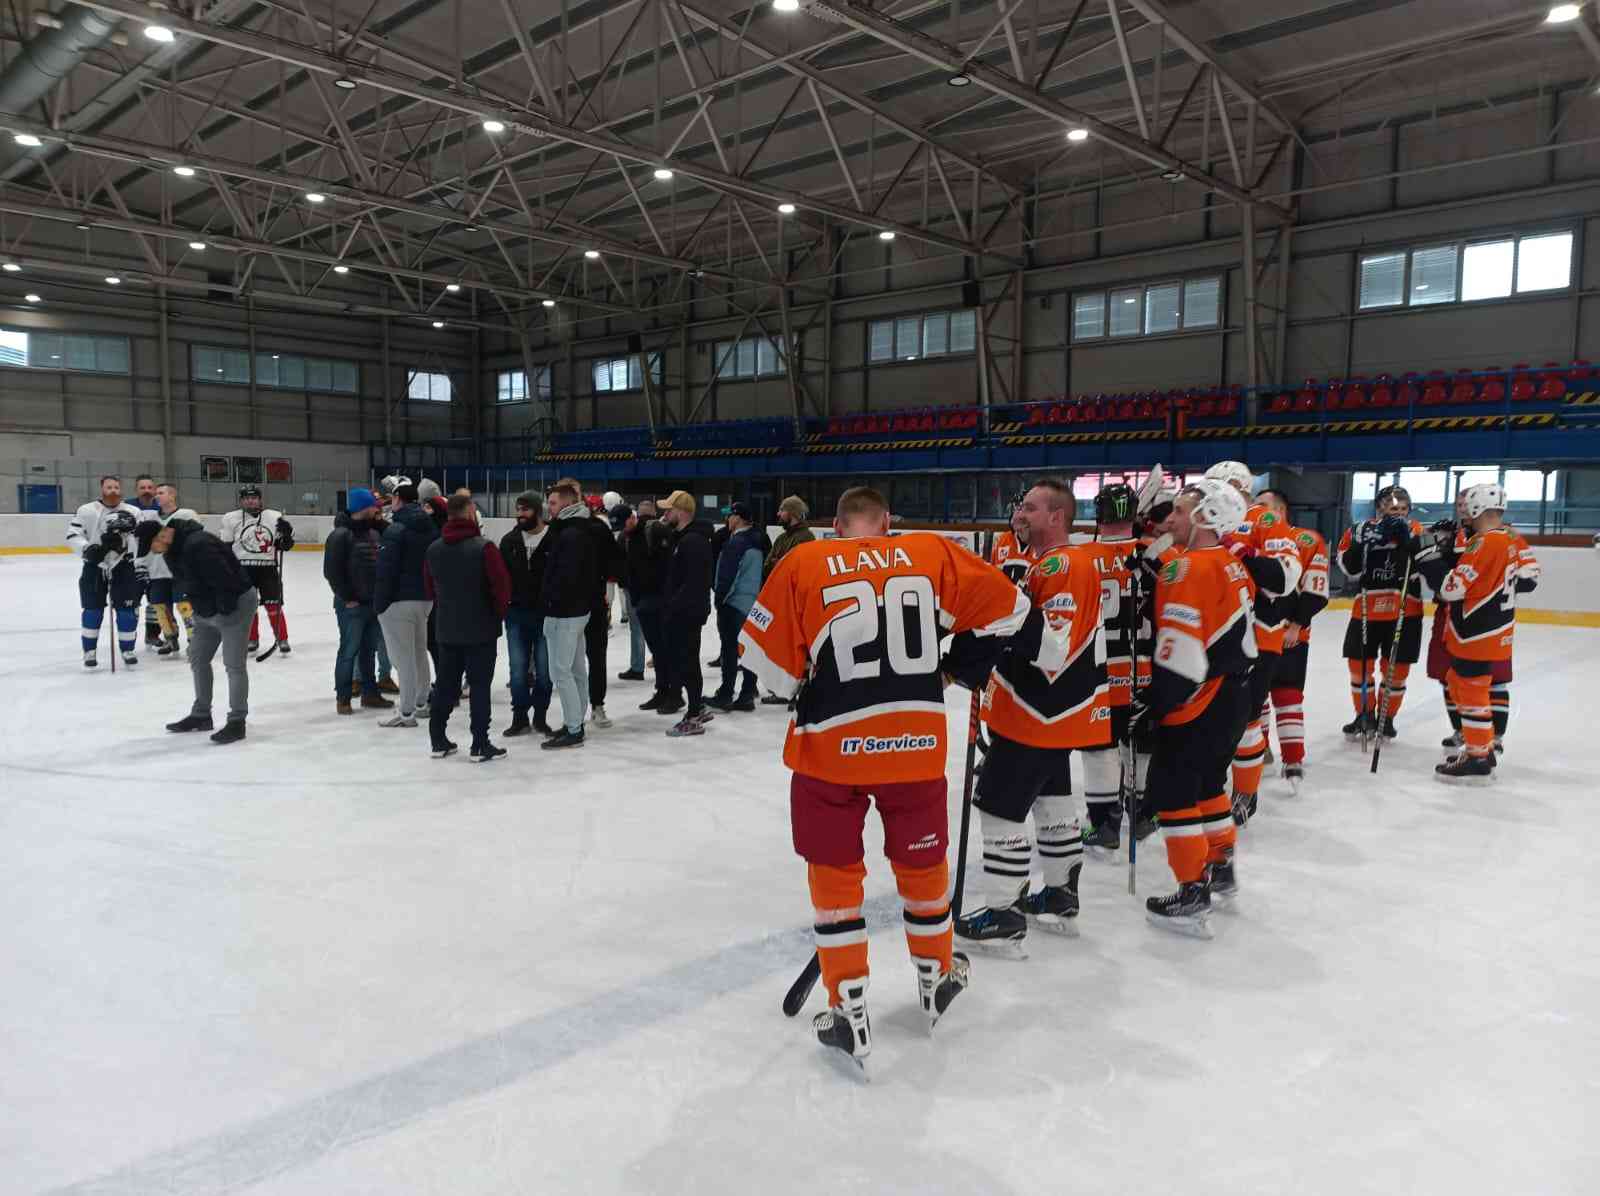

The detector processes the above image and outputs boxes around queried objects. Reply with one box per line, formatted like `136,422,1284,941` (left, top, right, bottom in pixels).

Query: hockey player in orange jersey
739,486,1029,1072
957,478,1110,956
1255,490,1329,791
1137,479,1258,936
993,498,1035,587
1203,461,1303,826
1430,483,1524,783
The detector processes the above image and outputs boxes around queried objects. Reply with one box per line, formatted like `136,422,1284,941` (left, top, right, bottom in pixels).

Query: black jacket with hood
165,520,253,618
324,510,388,605
663,518,715,624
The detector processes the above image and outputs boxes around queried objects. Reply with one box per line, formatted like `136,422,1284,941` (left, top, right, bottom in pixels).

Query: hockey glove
1378,514,1412,545
1127,698,1158,753
82,543,106,565
1357,520,1389,548
275,517,295,551
1221,533,1256,561
100,528,125,552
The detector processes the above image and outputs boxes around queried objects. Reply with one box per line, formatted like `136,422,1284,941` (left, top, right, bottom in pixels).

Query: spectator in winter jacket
709,502,765,711
324,487,393,714
657,489,716,735
374,484,439,725
575,483,625,728
143,518,258,745
423,493,512,761
621,499,669,694
498,493,554,736
765,495,815,578
539,481,599,749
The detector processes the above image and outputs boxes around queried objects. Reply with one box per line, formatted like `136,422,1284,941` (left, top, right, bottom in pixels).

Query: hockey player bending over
1136,480,1257,937
738,486,1027,1073
67,475,142,668
956,478,1109,956
220,485,294,653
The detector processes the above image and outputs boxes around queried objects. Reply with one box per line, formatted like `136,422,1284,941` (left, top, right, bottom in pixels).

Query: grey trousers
378,599,433,714
191,588,258,722
543,613,590,733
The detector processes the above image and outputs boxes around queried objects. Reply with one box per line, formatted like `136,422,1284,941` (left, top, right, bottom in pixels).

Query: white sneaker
413,703,430,719
379,713,417,728
590,704,612,728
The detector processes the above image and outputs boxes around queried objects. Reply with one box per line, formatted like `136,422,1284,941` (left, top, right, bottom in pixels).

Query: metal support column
1273,222,1293,388
157,285,174,479
382,315,394,459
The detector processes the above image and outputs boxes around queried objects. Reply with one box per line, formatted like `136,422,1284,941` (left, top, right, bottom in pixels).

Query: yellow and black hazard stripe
534,451,639,462
1564,391,1600,406
653,446,777,458
804,437,977,454
998,429,1166,446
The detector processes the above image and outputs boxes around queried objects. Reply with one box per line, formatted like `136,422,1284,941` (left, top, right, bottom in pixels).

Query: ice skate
1023,864,1081,936
1441,730,1464,750
954,904,1028,960
1208,852,1238,908
913,952,970,1033
1435,753,1494,786
1377,714,1398,740
1081,821,1121,859
120,651,139,667
1343,711,1374,742
813,975,871,1079
1145,880,1213,939
246,639,259,653
1281,762,1304,794
82,650,97,669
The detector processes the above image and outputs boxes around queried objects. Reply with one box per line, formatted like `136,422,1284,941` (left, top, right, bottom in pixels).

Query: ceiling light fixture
445,282,461,292
431,320,445,328
105,276,121,285
332,76,358,90
1066,127,1089,142
1,262,19,272
333,265,349,274
75,222,90,231
773,0,800,10
482,119,506,134
542,298,556,308
877,230,896,242
143,24,174,43
947,71,972,87
172,165,195,177
583,249,600,259
777,202,796,214
24,293,40,303
653,167,674,181
188,241,206,251
1547,4,1582,23
13,133,41,147
272,353,280,359
305,191,326,203
1160,167,1185,181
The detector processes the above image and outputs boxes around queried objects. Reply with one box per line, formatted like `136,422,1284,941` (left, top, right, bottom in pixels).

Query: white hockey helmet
1183,477,1248,536
1136,464,1169,517
377,474,412,497
1460,482,1506,520
602,490,624,511
1203,460,1254,495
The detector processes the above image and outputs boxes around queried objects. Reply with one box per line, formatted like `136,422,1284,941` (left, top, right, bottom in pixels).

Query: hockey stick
1369,551,1415,776
254,547,285,662
1358,538,1372,753
1122,565,1141,896
106,570,116,675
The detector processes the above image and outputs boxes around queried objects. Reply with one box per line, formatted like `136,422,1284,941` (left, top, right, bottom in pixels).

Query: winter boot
166,714,214,733
209,719,246,745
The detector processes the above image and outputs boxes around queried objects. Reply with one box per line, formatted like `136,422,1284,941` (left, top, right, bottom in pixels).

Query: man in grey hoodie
707,501,765,712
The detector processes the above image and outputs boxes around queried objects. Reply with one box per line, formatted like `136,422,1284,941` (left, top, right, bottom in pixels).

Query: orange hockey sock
1231,715,1266,798
891,859,952,976
1348,659,1376,714
1447,670,1494,759
808,861,869,1007
1197,792,1236,863
1378,661,1410,720
1159,805,1209,884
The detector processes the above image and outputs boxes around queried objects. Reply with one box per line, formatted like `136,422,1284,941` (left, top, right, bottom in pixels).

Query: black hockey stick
1122,566,1141,896
1358,538,1372,753
1369,551,1415,776
106,574,116,675
254,547,285,662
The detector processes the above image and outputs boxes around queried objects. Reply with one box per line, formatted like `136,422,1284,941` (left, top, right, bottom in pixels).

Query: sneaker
209,718,246,746
705,693,735,712
166,714,214,733
1146,880,1213,938
359,692,395,710
531,715,554,735
503,712,532,737
589,705,612,729
470,742,507,764
914,952,970,1033
1435,752,1495,785
617,670,645,681
413,703,430,719
652,698,685,716
541,728,586,750
431,740,458,759
760,693,790,706
638,692,668,711
378,712,417,728
666,716,706,737
813,975,871,1075
691,707,716,725
729,695,757,713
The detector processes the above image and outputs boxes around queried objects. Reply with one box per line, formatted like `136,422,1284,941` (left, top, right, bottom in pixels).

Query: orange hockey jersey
993,530,1035,587
1441,526,1519,663
1149,547,1258,726
1226,503,1304,653
739,533,1029,784
1074,536,1153,707
1288,526,1330,642
982,544,1111,749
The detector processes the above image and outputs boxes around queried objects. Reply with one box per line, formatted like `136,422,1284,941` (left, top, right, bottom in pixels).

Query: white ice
1,551,1596,1196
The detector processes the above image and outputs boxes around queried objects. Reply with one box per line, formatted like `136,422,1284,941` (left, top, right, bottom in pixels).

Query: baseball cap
660,489,696,514
728,501,755,522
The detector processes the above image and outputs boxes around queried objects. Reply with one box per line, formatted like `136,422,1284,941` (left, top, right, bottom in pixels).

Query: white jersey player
218,485,294,653
66,474,143,668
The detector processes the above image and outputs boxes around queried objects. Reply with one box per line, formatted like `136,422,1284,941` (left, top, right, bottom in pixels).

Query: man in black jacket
424,493,513,762
324,488,393,715
540,481,599,749
499,493,554,736
577,486,624,729
657,489,715,736
375,483,438,726
624,500,672,704
142,518,258,745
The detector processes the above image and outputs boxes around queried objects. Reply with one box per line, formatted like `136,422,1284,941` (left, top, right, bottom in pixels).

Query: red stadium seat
1480,368,1506,404
1538,363,1567,401
1345,377,1371,409
1510,363,1536,402
1394,374,1419,407
1369,375,1394,408
1300,380,1325,412
1297,378,1319,409
1269,393,1293,414
1450,371,1478,404
1421,371,1448,405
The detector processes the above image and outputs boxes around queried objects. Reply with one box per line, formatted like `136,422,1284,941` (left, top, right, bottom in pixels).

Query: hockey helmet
1203,460,1254,494
1095,481,1137,525
1460,482,1506,520
602,490,624,511
584,493,605,512
1375,483,1412,514
1182,478,1248,535
238,484,262,500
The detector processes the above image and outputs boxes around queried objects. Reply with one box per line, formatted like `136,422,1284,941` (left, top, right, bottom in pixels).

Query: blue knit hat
347,487,378,514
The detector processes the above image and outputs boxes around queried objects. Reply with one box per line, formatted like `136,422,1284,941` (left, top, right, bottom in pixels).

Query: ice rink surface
2,551,1596,1195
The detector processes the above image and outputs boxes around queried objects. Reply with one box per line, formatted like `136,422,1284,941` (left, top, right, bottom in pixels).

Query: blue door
18,484,61,513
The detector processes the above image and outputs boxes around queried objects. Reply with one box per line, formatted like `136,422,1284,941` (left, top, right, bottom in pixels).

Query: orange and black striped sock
1159,805,1209,884
1379,662,1410,720
1447,670,1495,759
1348,659,1375,714
891,859,951,976
1197,792,1236,864
1231,715,1266,798
808,860,869,1007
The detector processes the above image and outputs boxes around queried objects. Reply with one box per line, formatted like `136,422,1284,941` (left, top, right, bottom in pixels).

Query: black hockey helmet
1095,481,1137,525
238,484,262,500
1376,483,1411,513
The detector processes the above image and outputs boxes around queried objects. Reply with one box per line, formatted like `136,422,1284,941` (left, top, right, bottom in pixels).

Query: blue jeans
543,613,590,733
334,600,382,697
505,606,552,719
633,596,665,689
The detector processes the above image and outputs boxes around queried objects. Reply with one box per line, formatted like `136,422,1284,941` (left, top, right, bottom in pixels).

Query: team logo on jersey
1258,511,1278,526
747,601,773,631
1038,553,1064,576
240,523,275,553
1160,558,1188,584
1163,602,1202,627
1297,531,1315,547
839,733,938,756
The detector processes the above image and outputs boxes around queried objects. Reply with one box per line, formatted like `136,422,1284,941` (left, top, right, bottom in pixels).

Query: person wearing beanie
324,487,393,715
766,495,815,578
142,518,258,745
417,479,449,531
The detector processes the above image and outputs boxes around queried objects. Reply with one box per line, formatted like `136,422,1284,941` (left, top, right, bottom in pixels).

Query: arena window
408,370,454,402
1358,229,1573,311
497,367,552,403
250,351,359,393
867,308,977,363
591,352,662,393
1071,276,1220,342
713,334,792,380
2,327,131,374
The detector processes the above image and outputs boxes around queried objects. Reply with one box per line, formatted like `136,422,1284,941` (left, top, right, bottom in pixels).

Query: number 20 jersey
739,533,1029,785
